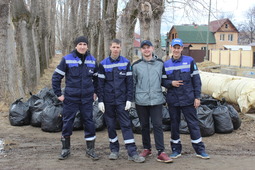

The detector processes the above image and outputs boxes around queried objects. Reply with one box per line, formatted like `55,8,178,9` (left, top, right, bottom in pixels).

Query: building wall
214,32,238,49
190,44,216,50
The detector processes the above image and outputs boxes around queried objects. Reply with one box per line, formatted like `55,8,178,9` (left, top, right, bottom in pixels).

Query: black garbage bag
9,98,30,126
162,124,171,131
225,104,242,130
41,102,63,132
129,107,141,134
93,101,105,131
200,98,218,110
132,117,142,134
162,106,171,124
212,105,233,133
35,87,51,99
129,107,153,134
30,99,47,127
179,113,189,134
27,92,41,108
73,111,83,130
129,107,138,120
197,105,215,137
43,89,58,105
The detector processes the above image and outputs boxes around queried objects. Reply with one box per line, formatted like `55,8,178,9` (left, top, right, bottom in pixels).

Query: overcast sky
161,0,255,34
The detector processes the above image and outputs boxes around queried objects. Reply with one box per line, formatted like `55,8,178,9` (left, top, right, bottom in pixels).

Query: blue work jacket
98,56,133,105
52,50,98,104
162,55,201,106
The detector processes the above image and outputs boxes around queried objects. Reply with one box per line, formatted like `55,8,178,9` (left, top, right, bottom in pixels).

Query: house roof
249,43,255,46
134,33,140,39
133,39,140,48
209,18,238,32
174,25,216,44
223,45,251,50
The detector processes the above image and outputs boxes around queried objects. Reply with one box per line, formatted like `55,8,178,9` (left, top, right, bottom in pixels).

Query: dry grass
0,55,62,112
33,54,62,94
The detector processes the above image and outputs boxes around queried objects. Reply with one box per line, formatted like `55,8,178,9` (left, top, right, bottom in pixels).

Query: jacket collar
109,56,121,62
171,55,183,63
142,54,157,62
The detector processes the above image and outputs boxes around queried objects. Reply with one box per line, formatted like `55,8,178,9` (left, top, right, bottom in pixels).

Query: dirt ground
0,56,255,170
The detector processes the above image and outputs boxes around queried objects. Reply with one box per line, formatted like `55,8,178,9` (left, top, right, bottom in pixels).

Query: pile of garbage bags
9,88,104,133
9,88,242,137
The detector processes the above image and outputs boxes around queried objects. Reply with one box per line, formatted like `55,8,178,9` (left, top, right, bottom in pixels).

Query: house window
220,34,225,41
172,34,175,39
201,47,207,50
225,24,228,28
228,34,233,41
135,49,138,55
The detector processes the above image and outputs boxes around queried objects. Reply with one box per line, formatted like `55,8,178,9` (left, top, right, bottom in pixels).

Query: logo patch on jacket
119,72,126,76
89,69,94,73
182,62,188,65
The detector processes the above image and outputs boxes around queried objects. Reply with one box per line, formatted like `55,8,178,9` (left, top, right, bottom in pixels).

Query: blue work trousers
104,103,137,157
62,99,96,141
168,104,205,154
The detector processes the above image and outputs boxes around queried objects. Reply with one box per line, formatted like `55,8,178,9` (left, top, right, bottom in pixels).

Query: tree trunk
0,0,55,103
102,0,118,58
11,0,38,93
119,0,139,62
138,0,164,58
88,0,101,59
0,0,25,102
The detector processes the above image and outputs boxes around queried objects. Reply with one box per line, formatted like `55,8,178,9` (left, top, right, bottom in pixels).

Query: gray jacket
132,56,165,106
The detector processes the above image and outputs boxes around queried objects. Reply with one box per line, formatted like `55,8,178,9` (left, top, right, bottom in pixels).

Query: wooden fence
210,49,254,68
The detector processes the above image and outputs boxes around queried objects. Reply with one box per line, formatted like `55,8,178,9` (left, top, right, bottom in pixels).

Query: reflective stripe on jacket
52,51,98,104
98,56,133,105
162,55,201,106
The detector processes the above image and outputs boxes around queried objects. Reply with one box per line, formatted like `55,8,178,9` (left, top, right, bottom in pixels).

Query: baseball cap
171,38,183,46
140,40,153,48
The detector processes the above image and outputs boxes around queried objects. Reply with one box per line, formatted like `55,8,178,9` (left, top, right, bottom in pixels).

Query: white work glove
98,102,105,113
125,101,132,110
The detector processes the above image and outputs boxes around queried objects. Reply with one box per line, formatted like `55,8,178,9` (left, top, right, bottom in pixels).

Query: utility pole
205,0,212,61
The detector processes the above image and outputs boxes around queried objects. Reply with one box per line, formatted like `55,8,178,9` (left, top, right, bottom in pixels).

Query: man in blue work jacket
162,38,210,159
52,36,99,160
97,39,144,163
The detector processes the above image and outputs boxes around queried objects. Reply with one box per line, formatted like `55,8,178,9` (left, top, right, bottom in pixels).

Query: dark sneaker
109,152,119,160
157,152,173,163
196,152,210,159
139,149,152,157
170,152,181,159
128,154,145,163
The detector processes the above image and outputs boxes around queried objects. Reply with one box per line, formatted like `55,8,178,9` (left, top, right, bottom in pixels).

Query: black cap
140,40,153,48
74,36,88,46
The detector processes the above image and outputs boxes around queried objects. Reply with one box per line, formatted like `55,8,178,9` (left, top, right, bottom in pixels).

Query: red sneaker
139,149,152,157
157,152,173,163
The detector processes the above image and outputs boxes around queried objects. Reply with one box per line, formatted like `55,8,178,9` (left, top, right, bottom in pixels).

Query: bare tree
0,0,25,102
102,0,118,58
238,6,255,44
0,0,55,103
119,0,139,62
88,0,101,59
138,0,165,58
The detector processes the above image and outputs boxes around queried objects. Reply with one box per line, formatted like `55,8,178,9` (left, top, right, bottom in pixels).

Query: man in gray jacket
132,40,173,163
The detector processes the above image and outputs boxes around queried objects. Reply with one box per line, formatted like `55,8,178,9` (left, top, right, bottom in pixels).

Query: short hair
111,39,121,45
